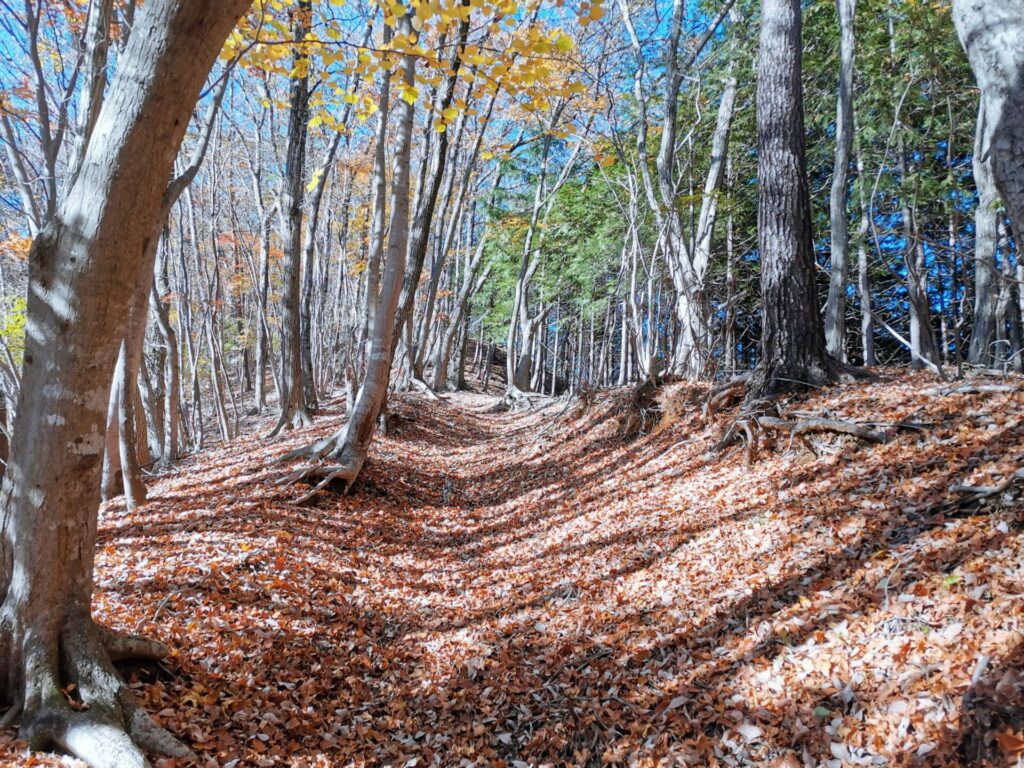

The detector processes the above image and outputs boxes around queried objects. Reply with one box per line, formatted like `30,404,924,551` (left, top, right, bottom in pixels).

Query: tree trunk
751,0,835,398
967,105,1001,365
254,209,273,412
149,278,179,466
361,25,393,373
391,4,472,364
270,0,313,436
824,0,855,361
0,2,248,766
298,17,415,489
953,0,1024,241
856,152,875,366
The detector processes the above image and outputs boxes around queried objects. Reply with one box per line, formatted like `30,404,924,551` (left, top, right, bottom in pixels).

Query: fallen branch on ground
923,382,1020,397
756,415,888,444
950,467,1024,501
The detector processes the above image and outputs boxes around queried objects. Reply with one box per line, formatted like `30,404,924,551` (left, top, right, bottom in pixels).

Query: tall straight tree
967,100,1000,365
0,2,248,766
823,0,856,361
752,0,836,397
271,0,314,436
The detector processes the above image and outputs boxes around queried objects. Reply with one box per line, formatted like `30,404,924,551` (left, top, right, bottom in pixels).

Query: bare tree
954,0,1024,367
271,0,314,436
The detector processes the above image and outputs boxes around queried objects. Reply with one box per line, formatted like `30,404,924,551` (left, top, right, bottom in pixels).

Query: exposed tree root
267,406,314,440
487,386,535,413
0,611,191,768
924,382,1021,397
290,461,362,504
702,373,751,421
618,378,662,438
716,398,888,464
97,626,169,663
276,426,369,503
408,377,445,401
278,432,339,465
756,415,887,443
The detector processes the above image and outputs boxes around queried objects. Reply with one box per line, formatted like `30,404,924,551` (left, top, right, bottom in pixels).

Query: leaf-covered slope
4,372,1022,767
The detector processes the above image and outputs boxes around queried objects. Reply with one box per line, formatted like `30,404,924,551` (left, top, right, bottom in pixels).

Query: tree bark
855,151,875,366
953,0,1024,241
0,2,248,765
270,0,314,436
967,100,1000,365
751,0,836,398
289,16,417,492
824,0,855,361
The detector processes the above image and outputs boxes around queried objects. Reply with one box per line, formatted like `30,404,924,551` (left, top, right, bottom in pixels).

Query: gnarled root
716,398,887,464
487,386,534,413
276,428,367,504
702,373,751,422
408,377,444,401
278,432,341,466
290,459,363,504
1,610,191,768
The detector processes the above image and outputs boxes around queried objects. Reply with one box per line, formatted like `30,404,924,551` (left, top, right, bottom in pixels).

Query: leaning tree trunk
0,2,248,766
750,0,836,398
280,18,416,496
270,0,314,436
823,0,855,361
953,0,1024,242
327,27,414,482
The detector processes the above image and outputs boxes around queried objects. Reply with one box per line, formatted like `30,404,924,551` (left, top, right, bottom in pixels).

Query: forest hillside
2,0,1024,765
1,370,1021,767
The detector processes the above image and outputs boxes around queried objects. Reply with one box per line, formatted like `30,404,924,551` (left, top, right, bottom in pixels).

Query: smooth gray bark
967,100,1001,365
953,0,1024,240
824,0,855,361
0,2,248,765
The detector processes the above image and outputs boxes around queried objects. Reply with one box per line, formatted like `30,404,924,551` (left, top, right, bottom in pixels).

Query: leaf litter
2,370,1022,767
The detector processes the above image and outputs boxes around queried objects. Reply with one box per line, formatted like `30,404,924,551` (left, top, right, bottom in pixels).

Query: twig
950,467,1024,500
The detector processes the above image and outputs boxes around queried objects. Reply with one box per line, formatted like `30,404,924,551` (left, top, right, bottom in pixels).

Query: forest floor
3,370,1024,767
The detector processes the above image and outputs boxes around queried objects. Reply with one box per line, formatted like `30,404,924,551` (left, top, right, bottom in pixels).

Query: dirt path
5,379,1023,766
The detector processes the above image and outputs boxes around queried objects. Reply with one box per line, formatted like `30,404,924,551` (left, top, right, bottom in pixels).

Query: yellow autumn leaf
306,167,325,192
400,85,419,104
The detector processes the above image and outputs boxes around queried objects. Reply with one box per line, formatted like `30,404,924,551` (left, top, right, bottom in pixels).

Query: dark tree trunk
751,0,836,398
271,0,313,436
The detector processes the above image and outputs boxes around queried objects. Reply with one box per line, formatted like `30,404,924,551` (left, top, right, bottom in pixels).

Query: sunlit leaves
220,0,586,120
